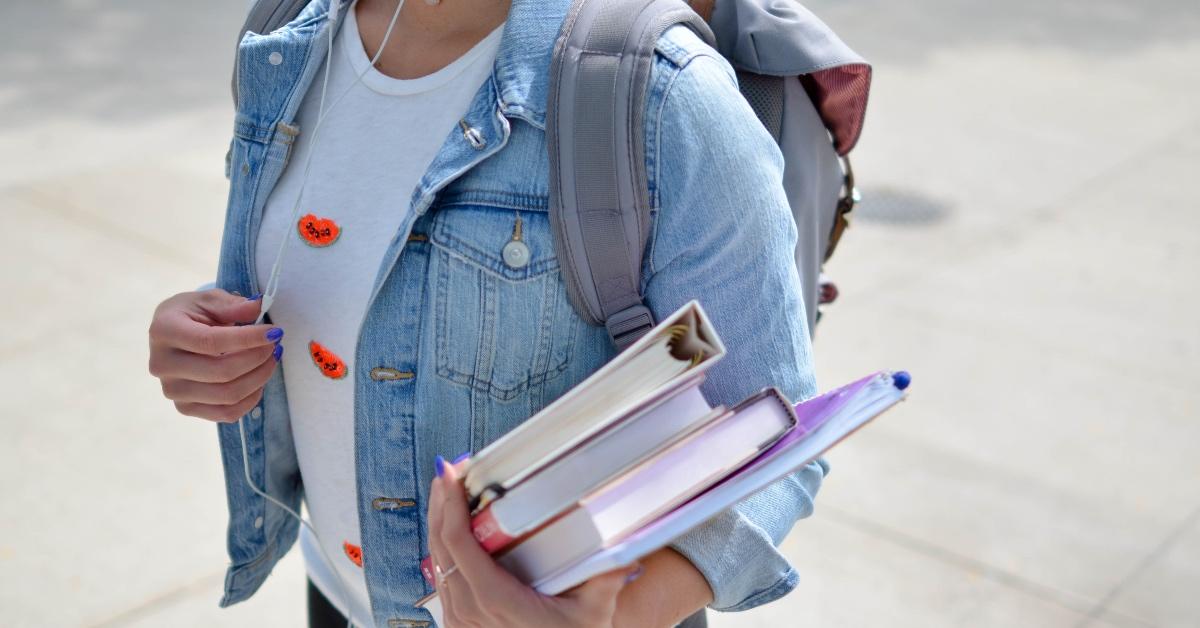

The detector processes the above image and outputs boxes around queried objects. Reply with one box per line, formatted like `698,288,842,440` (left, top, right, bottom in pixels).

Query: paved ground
1,1,1197,626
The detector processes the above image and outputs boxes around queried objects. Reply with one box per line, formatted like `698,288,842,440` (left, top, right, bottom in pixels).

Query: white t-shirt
254,9,504,625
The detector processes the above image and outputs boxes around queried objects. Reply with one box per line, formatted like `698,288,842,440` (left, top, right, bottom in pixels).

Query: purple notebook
530,370,909,595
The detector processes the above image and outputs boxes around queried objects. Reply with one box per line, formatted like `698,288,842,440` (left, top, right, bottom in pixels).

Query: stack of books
417,301,908,612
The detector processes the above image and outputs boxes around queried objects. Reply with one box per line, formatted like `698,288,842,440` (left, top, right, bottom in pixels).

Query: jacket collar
329,0,567,128
490,0,572,129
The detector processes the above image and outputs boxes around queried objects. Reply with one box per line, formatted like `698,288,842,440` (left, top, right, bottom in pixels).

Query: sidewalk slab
15,154,228,275
707,516,1117,628
803,115,1200,622
109,552,307,628
0,314,235,627
1103,512,1200,628
0,193,207,353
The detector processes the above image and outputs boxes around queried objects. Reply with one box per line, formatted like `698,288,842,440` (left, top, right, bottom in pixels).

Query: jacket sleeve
641,44,828,612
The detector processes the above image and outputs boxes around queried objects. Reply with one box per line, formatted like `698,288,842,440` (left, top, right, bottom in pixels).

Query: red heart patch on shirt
309,341,348,379
298,214,341,247
343,541,363,568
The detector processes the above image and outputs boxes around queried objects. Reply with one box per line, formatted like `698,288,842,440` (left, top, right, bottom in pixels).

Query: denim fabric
215,0,825,624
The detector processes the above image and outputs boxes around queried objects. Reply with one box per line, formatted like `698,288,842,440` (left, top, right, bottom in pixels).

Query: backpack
233,0,871,350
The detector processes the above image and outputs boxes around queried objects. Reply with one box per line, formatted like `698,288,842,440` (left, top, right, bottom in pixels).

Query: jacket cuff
669,459,827,611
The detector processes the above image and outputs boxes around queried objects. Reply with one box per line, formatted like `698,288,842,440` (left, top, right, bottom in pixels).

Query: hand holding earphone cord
237,2,407,626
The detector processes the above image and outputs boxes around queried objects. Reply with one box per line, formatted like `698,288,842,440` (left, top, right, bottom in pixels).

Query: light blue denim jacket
216,0,826,624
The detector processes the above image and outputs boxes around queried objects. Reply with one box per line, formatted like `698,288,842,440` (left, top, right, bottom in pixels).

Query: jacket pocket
429,204,580,406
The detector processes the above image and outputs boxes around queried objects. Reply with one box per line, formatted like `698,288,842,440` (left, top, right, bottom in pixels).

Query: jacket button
268,51,283,65
250,407,263,420
253,516,264,529
458,119,486,150
372,497,416,511
370,367,414,381
502,240,530,269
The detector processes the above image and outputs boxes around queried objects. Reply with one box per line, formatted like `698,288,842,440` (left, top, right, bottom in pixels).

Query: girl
147,0,824,625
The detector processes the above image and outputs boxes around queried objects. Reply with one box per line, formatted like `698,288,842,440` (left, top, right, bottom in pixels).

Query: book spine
471,505,518,553
417,508,515,590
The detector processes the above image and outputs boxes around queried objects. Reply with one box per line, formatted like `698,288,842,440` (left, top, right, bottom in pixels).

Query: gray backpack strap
231,0,312,107
548,0,716,350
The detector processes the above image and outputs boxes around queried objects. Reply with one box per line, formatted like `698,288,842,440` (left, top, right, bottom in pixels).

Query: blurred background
1,0,1197,626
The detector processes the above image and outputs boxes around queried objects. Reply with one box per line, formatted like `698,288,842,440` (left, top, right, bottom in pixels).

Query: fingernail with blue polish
624,564,644,584
273,343,283,362
247,293,263,301
435,455,446,478
453,451,472,464
266,327,284,342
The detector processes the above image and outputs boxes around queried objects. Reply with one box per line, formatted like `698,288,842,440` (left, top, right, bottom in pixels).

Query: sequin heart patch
298,213,342,247
343,541,363,568
309,341,348,379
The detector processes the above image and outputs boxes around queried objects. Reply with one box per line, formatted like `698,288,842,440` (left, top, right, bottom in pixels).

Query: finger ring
435,563,459,586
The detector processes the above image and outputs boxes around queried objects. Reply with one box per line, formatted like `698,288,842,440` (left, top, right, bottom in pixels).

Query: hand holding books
416,301,910,622
426,458,642,628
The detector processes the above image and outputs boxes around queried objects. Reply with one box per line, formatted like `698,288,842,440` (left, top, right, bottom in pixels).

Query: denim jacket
215,0,826,624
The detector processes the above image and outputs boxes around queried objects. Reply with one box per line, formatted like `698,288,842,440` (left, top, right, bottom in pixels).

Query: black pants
307,579,707,628
308,580,350,628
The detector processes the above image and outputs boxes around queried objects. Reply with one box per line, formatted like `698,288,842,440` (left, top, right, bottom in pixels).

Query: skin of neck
355,0,512,79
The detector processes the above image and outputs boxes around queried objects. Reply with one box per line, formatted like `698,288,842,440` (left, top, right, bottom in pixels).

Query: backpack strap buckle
605,304,656,351
825,156,859,263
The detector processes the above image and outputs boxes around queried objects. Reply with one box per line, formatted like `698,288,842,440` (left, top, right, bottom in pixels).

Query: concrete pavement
1,1,1197,626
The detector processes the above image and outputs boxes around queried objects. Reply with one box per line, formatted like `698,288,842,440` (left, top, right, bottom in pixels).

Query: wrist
613,549,711,627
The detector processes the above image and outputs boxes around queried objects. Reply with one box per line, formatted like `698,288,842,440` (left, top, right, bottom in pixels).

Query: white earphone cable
256,0,407,326
238,1,408,626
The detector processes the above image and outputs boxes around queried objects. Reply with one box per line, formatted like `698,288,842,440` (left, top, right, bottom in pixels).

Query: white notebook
471,383,719,552
462,301,725,509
